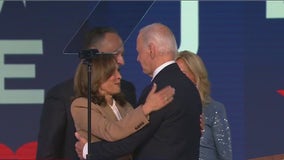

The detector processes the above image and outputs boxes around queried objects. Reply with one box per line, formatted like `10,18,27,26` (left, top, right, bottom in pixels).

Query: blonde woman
176,50,232,160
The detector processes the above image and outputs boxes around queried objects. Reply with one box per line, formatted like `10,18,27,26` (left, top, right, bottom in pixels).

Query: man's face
136,34,153,76
96,33,125,66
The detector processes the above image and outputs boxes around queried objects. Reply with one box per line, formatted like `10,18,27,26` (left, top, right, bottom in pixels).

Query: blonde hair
176,50,211,105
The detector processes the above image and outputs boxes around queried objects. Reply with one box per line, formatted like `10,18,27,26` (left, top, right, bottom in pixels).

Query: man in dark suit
75,23,202,160
36,27,137,160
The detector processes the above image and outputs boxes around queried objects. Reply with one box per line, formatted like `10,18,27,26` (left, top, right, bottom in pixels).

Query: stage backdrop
0,1,283,159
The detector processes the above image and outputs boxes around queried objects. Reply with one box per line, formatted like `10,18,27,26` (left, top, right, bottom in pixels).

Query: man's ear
148,42,155,59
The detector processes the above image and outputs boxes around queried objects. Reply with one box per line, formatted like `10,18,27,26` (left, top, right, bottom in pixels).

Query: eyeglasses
111,45,124,55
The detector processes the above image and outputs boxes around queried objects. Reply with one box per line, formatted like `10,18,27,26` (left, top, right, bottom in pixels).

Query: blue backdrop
0,1,283,159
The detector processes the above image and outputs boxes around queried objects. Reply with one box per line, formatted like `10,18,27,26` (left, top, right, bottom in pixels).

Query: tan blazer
71,97,149,159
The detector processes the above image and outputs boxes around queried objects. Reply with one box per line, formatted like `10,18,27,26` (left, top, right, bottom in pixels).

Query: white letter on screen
179,1,199,54
0,40,44,104
266,1,284,19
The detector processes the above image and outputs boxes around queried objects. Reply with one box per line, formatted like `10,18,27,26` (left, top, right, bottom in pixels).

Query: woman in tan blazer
71,54,174,160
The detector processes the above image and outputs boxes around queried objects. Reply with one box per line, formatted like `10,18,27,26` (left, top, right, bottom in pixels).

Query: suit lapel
137,83,153,106
138,63,178,105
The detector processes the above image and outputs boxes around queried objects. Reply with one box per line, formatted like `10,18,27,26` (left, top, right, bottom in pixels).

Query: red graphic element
0,141,37,160
277,90,284,96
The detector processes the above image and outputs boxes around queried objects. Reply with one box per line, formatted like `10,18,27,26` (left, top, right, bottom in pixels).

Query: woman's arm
71,84,175,142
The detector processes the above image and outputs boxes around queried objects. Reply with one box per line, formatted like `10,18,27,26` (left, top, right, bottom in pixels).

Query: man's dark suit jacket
36,78,136,160
89,63,202,160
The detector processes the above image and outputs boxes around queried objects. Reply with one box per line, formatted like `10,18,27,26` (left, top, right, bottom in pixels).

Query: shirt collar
152,60,175,81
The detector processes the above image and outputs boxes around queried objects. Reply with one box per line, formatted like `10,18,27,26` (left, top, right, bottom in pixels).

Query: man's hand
75,132,87,159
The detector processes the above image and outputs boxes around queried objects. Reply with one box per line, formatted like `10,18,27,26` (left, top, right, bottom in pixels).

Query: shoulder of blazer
46,78,74,99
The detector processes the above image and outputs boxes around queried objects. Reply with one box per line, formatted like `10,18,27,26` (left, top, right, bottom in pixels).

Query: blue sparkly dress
199,98,232,160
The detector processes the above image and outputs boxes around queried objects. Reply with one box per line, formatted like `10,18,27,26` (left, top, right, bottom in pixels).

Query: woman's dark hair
73,54,126,106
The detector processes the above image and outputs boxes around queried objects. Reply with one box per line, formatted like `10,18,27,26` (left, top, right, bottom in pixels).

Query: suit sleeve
212,103,232,160
36,90,67,159
88,105,166,159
